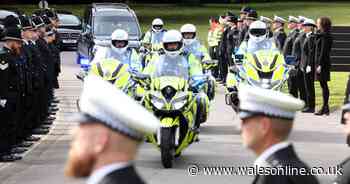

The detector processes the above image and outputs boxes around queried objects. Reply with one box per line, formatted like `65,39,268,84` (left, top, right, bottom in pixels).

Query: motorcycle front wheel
160,127,175,169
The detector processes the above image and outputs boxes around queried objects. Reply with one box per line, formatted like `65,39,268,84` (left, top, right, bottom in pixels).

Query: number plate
62,40,77,44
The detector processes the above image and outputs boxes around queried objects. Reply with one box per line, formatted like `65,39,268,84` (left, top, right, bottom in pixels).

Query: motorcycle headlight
151,94,165,110
171,92,188,110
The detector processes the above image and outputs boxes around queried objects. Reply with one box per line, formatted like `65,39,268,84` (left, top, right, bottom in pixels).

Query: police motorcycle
140,18,167,69
225,21,293,112
132,56,210,168
131,30,210,168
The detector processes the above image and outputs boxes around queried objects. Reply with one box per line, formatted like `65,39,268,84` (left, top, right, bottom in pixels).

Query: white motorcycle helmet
152,18,164,33
162,30,183,58
248,20,268,43
180,24,196,45
111,29,129,54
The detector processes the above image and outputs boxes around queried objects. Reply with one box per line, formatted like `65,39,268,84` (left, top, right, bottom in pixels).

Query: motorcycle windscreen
154,55,189,80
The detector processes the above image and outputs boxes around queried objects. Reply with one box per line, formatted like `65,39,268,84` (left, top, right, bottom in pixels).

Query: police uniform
283,16,300,98
260,16,273,38
292,26,307,104
0,27,26,161
73,75,160,184
226,23,240,66
237,85,319,184
300,19,317,112
273,16,287,52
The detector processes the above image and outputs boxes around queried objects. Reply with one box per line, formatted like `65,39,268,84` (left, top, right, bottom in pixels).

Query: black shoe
25,136,40,142
10,147,27,154
315,106,330,116
42,120,53,125
0,154,22,162
50,103,58,107
52,99,60,103
40,125,51,129
302,108,315,113
32,128,50,135
49,107,59,112
46,117,56,121
48,112,56,116
15,142,33,148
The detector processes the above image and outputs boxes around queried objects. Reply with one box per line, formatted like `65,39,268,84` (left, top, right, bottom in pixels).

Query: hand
0,99,7,108
306,66,312,73
317,66,321,74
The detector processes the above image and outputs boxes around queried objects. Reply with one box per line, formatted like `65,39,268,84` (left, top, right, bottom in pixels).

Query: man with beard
65,75,159,184
0,26,27,161
237,85,319,184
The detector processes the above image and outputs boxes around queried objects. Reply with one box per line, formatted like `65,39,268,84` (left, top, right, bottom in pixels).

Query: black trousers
319,80,329,107
303,72,316,109
296,70,307,103
209,46,219,78
288,72,299,98
0,100,18,154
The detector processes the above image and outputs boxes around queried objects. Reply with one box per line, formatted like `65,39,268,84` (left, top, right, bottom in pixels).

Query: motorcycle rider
144,30,209,133
181,24,211,64
237,20,278,56
93,29,142,72
180,23,215,101
141,18,167,51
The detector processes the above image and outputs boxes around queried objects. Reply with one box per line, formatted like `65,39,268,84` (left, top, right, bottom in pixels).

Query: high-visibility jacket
89,58,131,91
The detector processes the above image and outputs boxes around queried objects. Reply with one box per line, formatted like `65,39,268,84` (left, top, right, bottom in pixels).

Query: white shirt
254,141,291,169
86,162,131,184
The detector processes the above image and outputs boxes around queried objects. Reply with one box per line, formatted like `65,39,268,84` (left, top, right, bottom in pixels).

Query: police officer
141,18,167,51
65,75,159,184
238,7,252,46
31,15,53,133
218,13,235,83
19,15,42,142
44,9,61,90
300,19,317,113
292,16,308,107
237,85,319,184
260,16,273,38
283,16,300,98
273,15,287,52
226,15,240,66
0,26,27,161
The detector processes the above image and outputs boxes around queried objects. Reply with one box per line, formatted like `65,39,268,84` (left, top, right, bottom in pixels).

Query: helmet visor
153,25,163,31
249,28,267,37
182,32,196,39
164,42,182,52
112,40,128,48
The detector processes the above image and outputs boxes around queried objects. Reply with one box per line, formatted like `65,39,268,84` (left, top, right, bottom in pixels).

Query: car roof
92,3,130,11
0,9,19,20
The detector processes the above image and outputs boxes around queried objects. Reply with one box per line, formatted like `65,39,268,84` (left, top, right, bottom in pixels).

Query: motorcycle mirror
285,55,296,65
